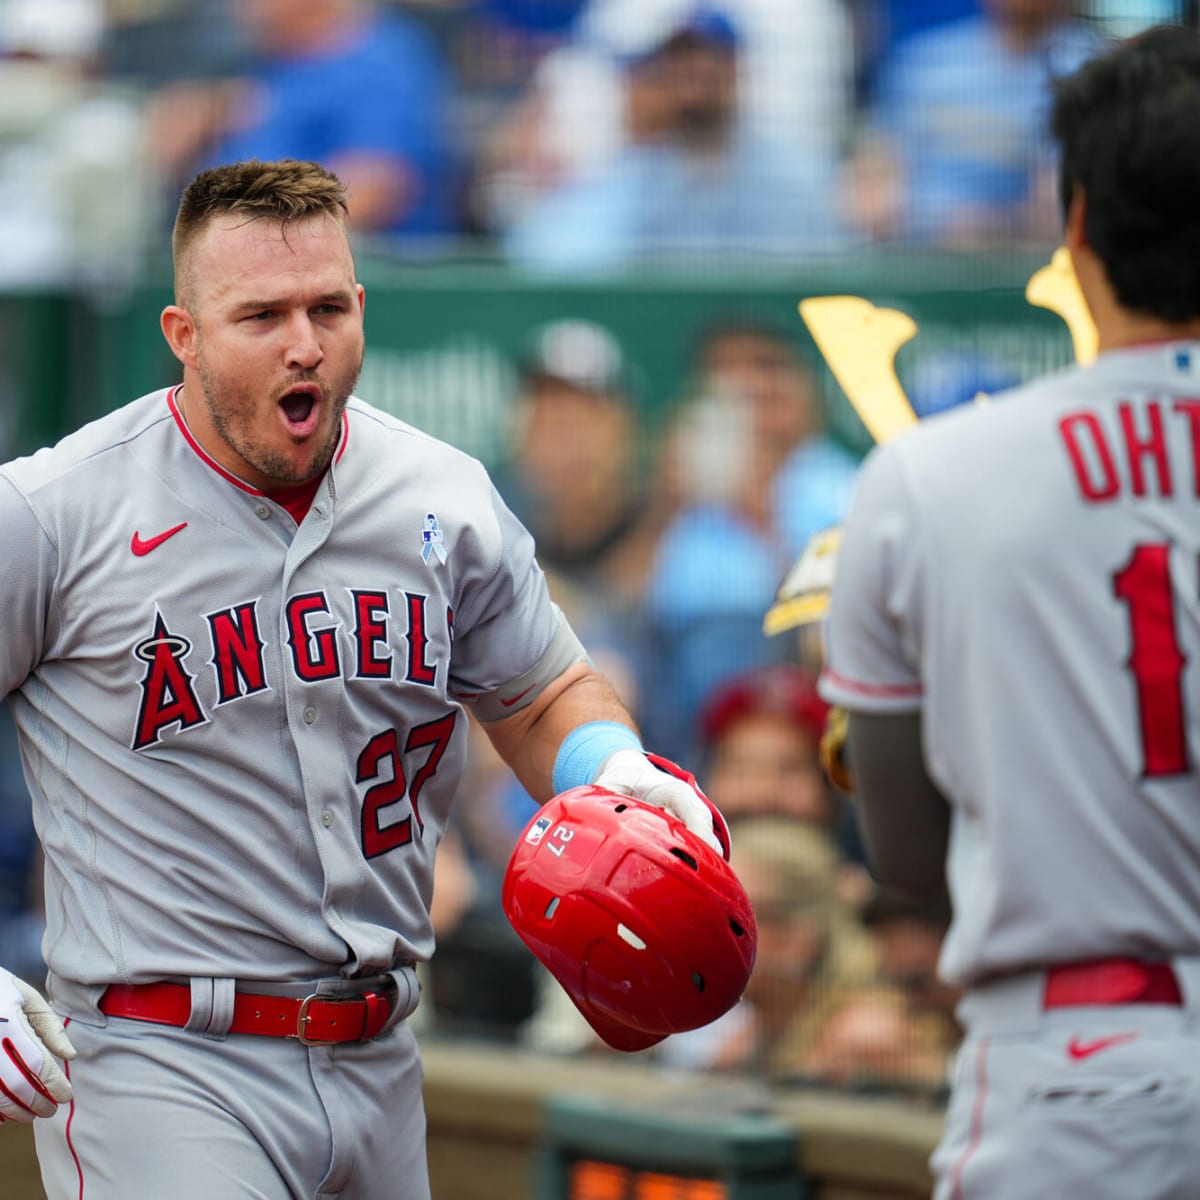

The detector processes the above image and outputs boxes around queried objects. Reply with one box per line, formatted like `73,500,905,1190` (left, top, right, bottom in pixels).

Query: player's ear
161,305,198,369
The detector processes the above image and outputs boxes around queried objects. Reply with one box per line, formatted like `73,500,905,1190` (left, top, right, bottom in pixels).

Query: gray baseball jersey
0,384,584,1006
821,342,1200,988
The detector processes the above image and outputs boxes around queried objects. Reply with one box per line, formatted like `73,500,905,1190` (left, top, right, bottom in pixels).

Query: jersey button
303,706,317,724
255,504,271,519
321,810,334,828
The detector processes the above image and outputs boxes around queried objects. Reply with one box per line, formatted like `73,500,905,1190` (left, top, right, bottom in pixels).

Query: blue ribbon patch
421,513,448,565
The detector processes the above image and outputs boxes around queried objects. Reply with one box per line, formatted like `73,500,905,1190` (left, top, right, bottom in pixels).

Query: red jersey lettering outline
350,589,392,679
206,602,270,705
132,613,208,750
404,592,436,686
1059,411,1120,502
285,592,341,682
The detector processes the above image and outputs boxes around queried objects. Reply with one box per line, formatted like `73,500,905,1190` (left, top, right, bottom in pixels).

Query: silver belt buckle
295,992,361,1045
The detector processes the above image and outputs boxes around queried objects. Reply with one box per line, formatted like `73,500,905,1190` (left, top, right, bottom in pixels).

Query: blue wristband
552,721,643,795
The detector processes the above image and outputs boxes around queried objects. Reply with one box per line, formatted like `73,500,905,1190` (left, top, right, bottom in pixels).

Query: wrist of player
0,968,77,1124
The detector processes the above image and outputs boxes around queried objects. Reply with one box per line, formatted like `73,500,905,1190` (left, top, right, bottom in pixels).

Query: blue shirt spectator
505,131,847,272
503,5,849,271
772,435,861,562
636,319,860,761
147,0,457,238
210,6,454,236
851,2,1104,245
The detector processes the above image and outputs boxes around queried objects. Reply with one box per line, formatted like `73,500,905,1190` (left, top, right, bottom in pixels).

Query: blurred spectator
791,881,960,1093
502,4,850,272
0,0,153,285
496,318,653,600
638,318,860,763
656,816,878,1077
473,0,853,235
846,0,1104,246
796,982,954,1093
145,0,457,238
860,886,961,1045
695,661,878,885
696,664,835,830
579,0,854,165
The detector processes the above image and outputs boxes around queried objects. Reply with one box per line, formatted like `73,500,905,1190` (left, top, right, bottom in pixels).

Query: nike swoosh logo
131,522,188,557
1067,1032,1138,1061
500,684,536,708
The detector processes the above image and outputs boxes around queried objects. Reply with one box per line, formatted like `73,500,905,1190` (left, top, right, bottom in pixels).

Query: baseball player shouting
820,26,1200,1200
0,158,726,1199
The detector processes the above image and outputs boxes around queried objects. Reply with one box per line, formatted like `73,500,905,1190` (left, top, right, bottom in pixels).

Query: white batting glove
0,968,76,1123
593,749,729,859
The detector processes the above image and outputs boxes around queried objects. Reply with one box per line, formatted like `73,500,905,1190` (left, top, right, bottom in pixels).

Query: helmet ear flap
502,785,758,1051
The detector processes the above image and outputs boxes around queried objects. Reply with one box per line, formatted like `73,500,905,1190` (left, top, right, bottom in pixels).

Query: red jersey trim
820,667,924,699
166,385,350,495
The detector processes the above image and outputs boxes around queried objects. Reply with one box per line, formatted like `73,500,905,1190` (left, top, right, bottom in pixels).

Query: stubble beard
196,354,362,487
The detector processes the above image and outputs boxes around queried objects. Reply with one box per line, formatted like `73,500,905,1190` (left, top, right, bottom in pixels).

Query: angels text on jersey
132,588,451,752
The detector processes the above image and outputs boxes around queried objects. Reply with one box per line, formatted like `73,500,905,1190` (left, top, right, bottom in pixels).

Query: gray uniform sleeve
0,473,57,699
447,480,588,721
819,442,925,713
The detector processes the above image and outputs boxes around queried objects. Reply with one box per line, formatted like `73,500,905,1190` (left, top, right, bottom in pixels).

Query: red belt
1042,958,1183,1008
99,981,394,1045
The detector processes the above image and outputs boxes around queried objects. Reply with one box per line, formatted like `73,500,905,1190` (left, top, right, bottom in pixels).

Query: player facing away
820,25,1200,1200
0,158,726,1199
825,25,1200,1200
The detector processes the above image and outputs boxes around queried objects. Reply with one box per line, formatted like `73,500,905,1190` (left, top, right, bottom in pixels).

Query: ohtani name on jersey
1059,397,1200,502
131,590,447,750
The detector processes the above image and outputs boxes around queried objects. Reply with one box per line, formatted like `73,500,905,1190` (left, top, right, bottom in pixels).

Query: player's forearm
847,710,951,899
483,663,638,804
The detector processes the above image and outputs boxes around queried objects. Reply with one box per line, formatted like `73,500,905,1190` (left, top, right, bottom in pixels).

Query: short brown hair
172,159,350,301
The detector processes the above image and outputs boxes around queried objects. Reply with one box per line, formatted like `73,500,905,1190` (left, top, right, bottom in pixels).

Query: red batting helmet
502,785,757,1052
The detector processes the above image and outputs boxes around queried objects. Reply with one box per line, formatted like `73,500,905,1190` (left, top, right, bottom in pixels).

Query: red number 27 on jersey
356,713,458,858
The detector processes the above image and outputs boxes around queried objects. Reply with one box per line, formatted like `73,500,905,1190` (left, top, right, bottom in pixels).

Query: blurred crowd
0,0,1188,285
0,0,1190,1099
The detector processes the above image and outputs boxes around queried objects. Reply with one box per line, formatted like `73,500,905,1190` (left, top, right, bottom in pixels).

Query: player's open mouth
278,386,321,437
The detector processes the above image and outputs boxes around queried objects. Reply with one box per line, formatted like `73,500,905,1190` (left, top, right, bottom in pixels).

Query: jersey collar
166,384,350,498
